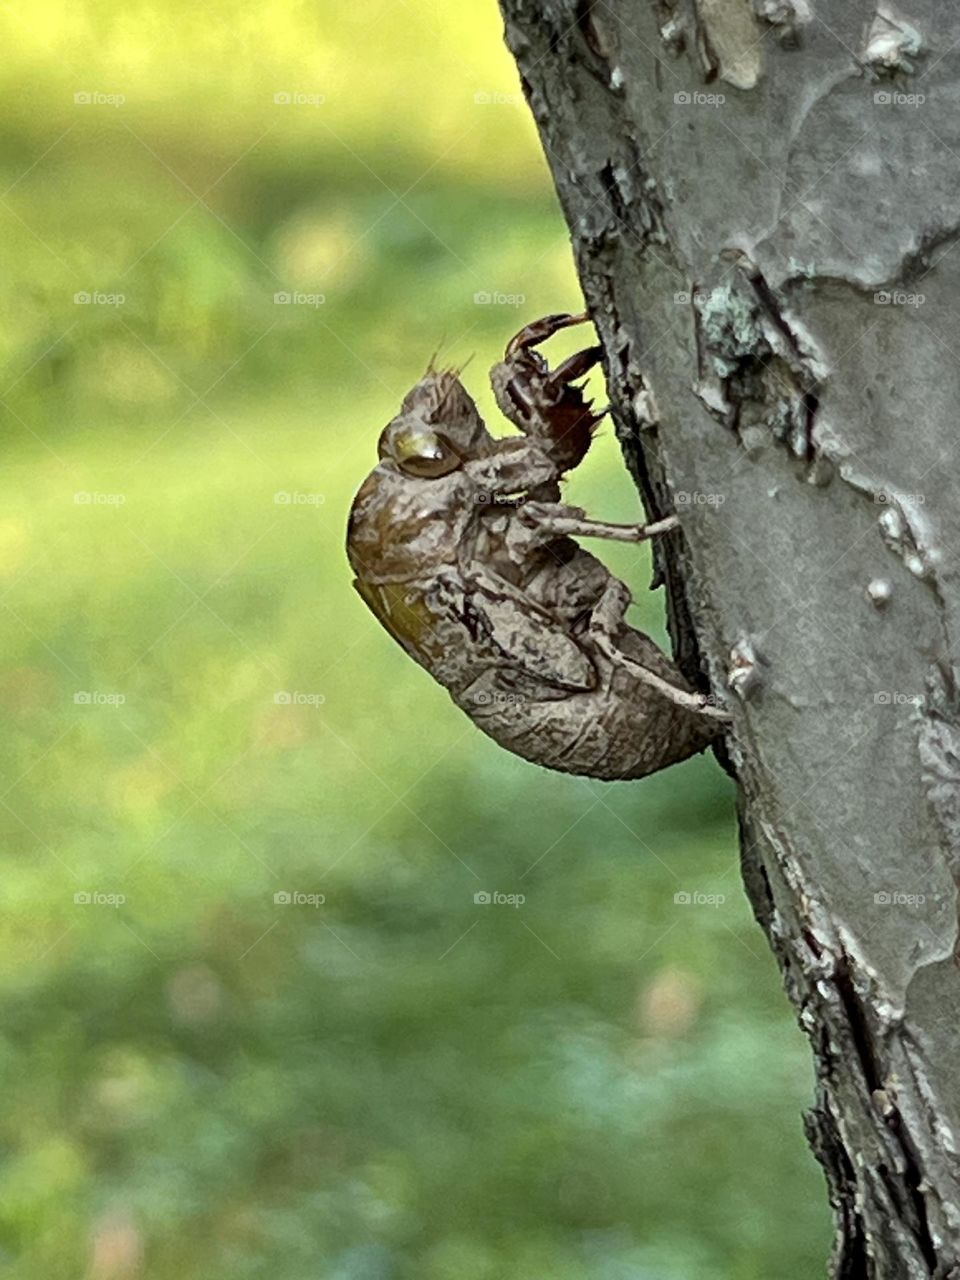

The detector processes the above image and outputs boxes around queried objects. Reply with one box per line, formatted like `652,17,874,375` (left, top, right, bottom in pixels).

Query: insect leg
466,441,560,497
590,578,731,721
505,311,591,358
548,345,603,389
519,501,681,544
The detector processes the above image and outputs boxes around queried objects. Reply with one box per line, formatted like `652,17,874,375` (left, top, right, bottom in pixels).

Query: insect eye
390,430,462,479
398,445,460,478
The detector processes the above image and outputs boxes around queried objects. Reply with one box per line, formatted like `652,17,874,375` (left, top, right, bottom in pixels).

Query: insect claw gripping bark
491,309,604,478
347,312,729,781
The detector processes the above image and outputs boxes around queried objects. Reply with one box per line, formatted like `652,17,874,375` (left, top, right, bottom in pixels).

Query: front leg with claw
489,311,604,481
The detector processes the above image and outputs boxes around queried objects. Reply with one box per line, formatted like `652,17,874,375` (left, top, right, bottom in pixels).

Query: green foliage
0,3,830,1276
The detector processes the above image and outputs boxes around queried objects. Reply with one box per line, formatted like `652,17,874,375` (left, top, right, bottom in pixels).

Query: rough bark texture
498,1,960,1274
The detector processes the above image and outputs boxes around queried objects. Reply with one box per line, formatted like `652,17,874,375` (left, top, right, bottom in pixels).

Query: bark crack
690,266,823,466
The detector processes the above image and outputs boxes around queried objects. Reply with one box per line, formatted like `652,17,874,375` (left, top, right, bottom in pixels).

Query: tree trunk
498,1,960,1273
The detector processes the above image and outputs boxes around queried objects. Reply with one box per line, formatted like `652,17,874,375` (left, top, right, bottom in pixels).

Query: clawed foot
505,311,592,358
490,311,605,474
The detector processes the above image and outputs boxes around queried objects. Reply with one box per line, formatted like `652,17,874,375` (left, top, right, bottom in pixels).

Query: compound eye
388,428,462,479
398,440,461,478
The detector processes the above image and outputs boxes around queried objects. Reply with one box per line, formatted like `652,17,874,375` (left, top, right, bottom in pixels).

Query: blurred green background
0,3,831,1277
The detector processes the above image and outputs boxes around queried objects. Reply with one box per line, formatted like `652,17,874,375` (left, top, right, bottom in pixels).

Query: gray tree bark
498,1,960,1274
